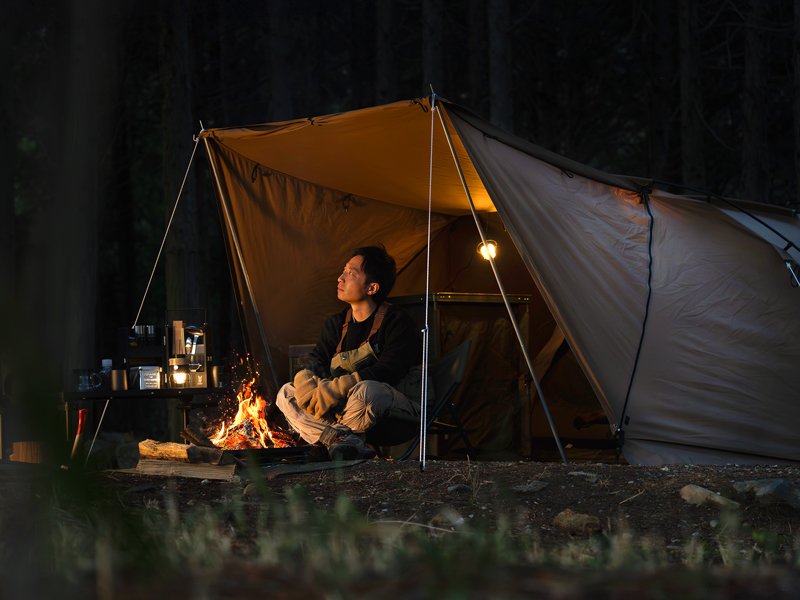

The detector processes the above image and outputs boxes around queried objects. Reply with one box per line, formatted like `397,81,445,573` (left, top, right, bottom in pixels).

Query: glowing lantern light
478,240,498,260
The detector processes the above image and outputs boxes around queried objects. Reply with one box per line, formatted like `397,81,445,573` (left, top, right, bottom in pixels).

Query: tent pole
203,138,281,393
436,106,568,465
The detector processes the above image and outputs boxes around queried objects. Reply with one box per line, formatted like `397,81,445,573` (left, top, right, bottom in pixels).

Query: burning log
180,424,218,448
180,425,249,470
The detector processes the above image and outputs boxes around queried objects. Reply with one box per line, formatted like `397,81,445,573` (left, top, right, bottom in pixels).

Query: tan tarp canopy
199,97,800,465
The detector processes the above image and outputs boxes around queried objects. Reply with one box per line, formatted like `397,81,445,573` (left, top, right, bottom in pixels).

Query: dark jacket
305,303,421,387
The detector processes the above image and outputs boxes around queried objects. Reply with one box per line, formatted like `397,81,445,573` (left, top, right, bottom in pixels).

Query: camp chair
365,339,476,460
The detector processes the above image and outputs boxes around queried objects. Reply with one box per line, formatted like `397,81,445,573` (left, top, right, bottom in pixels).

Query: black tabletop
62,386,230,402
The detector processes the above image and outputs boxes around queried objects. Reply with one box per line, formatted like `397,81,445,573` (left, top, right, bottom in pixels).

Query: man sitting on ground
276,244,421,460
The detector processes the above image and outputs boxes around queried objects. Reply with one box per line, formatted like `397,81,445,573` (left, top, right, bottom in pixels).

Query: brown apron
328,302,429,404
329,302,390,377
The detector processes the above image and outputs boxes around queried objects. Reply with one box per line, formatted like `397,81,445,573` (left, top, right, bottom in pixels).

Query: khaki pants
276,380,419,445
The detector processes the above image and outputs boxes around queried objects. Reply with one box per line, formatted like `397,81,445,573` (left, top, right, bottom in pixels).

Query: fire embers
211,379,295,449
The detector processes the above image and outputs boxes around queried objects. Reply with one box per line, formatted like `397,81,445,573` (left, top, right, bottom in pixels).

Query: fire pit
209,378,296,450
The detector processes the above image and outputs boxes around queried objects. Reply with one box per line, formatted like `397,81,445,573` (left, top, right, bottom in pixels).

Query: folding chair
365,338,476,460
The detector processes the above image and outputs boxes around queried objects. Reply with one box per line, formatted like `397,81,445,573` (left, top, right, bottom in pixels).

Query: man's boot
319,426,376,461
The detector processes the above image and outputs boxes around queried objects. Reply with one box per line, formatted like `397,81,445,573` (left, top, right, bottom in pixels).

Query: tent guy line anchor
436,99,569,465
133,134,202,329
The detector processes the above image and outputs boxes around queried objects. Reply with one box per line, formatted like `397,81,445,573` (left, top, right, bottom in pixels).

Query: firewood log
138,439,192,462
138,439,234,466
11,442,43,464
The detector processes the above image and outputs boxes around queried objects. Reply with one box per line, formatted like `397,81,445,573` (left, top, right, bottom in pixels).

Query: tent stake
204,138,281,393
436,104,568,465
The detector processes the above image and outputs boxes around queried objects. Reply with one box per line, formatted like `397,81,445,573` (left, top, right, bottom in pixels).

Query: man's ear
368,283,379,296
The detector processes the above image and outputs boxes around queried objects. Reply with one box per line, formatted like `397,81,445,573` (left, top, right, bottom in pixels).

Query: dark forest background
1,0,799,438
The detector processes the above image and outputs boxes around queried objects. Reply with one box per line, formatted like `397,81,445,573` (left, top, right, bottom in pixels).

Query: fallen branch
619,489,645,505
371,520,459,534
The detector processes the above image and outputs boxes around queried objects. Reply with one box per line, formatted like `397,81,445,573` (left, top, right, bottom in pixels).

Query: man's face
337,255,377,304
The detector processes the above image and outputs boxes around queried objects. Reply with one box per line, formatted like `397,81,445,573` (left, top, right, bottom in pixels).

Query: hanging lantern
477,240,498,260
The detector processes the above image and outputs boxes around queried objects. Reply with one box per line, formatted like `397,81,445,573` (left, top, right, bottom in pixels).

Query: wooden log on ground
138,439,232,465
10,441,43,464
139,439,192,462
138,459,236,481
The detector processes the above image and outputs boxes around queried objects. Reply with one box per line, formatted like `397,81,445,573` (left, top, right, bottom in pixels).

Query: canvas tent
198,96,800,465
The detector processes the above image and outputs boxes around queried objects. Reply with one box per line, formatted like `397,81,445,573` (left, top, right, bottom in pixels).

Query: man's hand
293,369,361,423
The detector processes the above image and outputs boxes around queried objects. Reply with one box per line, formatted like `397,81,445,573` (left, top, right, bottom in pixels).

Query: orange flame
211,378,282,449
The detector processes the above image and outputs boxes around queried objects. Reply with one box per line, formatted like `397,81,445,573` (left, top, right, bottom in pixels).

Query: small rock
201,479,210,485
124,485,156,494
447,484,473,493
553,509,601,536
114,442,140,470
186,499,196,507
568,471,598,483
733,479,800,509
513,480,548,493
429,506,465,531
679,485,740,509
243,484,262,498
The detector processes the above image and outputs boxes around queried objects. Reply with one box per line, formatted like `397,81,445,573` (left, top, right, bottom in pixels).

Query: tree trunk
160,0,198,441
678,0,705,189
646,0,677,184
160,0,199,312
422,0,444,95
268,0,293,121
345,0,370,110
43,0,118,383
794,0,800,205
742,0,772,203
468,0,488,117
301,8,320,115
488,0,513,133
375,0,397,105
0,6,14,304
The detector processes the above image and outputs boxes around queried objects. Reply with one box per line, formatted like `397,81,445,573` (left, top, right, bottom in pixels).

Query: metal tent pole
203,138,281,393
436,105,568,465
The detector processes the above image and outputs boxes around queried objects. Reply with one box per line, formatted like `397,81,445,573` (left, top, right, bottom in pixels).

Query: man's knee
275,382,295,414
340,380,395,433
348,380,394,412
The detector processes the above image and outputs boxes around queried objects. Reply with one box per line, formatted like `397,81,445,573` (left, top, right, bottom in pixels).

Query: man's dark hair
353,244,396,305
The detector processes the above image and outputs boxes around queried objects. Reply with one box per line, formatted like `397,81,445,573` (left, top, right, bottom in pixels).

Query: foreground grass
2,468,800,599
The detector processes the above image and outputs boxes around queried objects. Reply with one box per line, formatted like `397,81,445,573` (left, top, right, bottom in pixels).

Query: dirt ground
110,458,800,559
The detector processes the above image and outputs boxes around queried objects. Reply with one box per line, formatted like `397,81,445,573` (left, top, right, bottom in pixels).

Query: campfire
210,378,295,450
